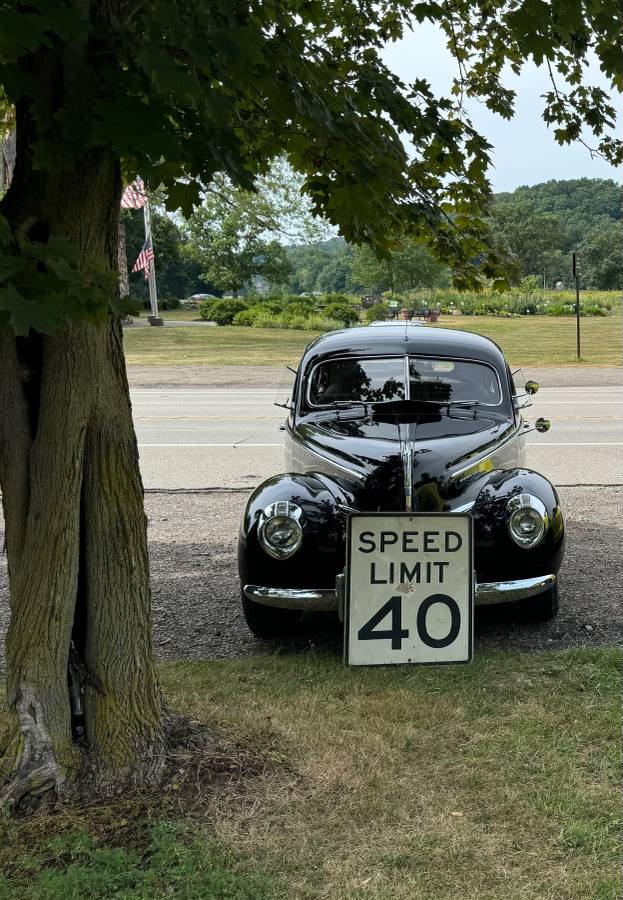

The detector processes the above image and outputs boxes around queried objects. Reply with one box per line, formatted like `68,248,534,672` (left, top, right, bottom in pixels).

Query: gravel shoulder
127,364,623,390
1,487,620,674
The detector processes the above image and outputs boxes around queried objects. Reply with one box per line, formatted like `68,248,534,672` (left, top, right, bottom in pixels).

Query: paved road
132,384,623,489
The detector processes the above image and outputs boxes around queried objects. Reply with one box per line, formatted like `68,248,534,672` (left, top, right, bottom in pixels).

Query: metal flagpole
142,193,162,326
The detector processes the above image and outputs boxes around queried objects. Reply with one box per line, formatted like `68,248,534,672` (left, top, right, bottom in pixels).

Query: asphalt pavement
131,383,623,489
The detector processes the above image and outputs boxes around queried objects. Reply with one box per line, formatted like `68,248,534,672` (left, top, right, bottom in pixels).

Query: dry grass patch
0,649,619,899
431,310,622,366
159,649,621,900
123,325,322,366
122,311,622,367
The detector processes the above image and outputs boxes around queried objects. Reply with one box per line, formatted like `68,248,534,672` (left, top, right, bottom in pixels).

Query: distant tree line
491,179,622,290
287,179,622,294
126,177,622,302
286,238,451,296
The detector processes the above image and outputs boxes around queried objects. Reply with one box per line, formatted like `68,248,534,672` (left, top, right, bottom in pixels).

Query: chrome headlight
506,493,548,548
258,501,303,559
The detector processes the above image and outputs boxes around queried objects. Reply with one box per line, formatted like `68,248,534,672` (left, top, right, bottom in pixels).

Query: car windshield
409,358,501,405
309,358,405,405
308,357,502,407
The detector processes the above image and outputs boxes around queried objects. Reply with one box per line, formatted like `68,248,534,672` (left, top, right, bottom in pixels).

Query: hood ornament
399,422,415,512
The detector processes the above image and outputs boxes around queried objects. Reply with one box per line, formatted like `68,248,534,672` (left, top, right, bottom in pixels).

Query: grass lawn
435,312,622,366
123,311,623,367
1,649,620,899
124,323,323,366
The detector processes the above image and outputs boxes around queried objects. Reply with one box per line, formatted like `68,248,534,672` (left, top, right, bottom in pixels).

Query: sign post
572,252,581,359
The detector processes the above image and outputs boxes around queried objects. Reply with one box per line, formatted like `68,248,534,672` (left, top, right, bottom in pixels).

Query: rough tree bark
118,219,130,298
0,103,164,811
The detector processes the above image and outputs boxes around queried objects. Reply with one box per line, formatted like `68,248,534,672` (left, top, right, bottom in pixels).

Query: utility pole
572,252,581,359
143,195,163,326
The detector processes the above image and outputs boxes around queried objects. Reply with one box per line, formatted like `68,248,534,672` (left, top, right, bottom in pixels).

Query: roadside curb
141,483,623,495
144,486,252,493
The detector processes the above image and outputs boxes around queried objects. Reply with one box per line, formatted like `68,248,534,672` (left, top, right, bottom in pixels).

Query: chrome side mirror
524,380,539,395
535,417,550,433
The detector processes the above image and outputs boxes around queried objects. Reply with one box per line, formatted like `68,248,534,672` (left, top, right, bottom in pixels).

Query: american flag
132,238,154,280
121,177,147,209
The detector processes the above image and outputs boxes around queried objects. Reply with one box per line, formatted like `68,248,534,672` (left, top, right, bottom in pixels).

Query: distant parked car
238,324,564,638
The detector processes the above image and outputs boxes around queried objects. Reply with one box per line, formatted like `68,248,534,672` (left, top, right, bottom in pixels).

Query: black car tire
519,584,559,622
241,592,302,638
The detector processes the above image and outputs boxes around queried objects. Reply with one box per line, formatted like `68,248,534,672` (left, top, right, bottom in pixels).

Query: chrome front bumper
244,574,556,613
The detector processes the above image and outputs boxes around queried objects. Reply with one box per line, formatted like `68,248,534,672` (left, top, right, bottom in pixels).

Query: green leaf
110,294,142,317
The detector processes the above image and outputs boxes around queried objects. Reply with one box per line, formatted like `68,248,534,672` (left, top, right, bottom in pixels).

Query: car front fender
238,472,351,589
471,468,565,581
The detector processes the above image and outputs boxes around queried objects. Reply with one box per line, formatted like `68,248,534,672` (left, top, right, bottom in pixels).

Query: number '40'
357,594,461,650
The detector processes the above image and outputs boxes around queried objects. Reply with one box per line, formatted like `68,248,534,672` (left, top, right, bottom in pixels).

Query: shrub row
415,288,617,317
182,287,619,324
234,310,343,331
199,293,361,327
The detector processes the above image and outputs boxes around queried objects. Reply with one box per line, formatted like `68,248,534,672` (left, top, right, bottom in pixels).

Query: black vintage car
238,325,565,638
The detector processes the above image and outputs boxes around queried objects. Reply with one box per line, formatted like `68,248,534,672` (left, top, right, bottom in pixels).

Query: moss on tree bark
0,115,164,811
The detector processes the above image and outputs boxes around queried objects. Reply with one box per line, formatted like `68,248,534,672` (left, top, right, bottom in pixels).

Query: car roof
300,324,508,373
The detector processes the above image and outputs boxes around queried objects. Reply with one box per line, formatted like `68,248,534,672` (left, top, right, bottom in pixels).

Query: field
123,311,623,367
159,309,203,321
1,650,620,899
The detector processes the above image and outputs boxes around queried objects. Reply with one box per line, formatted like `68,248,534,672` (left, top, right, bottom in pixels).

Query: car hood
294,411,514,511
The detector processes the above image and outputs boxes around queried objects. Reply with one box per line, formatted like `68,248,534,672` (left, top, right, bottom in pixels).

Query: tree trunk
0,115,164,810
118,219,130,298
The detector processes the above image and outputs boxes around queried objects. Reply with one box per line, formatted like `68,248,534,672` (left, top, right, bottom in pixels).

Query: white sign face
345,514,473,666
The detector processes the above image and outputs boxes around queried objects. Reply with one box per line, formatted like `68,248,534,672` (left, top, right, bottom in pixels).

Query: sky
381,22,621,193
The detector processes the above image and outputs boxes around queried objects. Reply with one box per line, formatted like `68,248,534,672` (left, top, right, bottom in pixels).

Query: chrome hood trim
399,422,415,512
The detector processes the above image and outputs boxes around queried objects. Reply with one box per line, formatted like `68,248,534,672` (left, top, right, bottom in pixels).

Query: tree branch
545,58,602,161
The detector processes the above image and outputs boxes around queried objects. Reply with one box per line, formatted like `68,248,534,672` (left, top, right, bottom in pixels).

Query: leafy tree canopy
491,206,565,282
576,219,623,289
287,239,353,295
490,177,622,285
493,178,622,252
184,182,294,296
351,241,450,294
284,179,622,293
183,159,334,295
1,1,621,333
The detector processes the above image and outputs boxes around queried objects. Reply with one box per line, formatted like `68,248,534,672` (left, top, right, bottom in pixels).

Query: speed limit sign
345,513,473,666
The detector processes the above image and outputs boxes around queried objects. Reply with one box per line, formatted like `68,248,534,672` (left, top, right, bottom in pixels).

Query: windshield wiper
318,398,507,423
439,400,508,421
322,398,405,410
